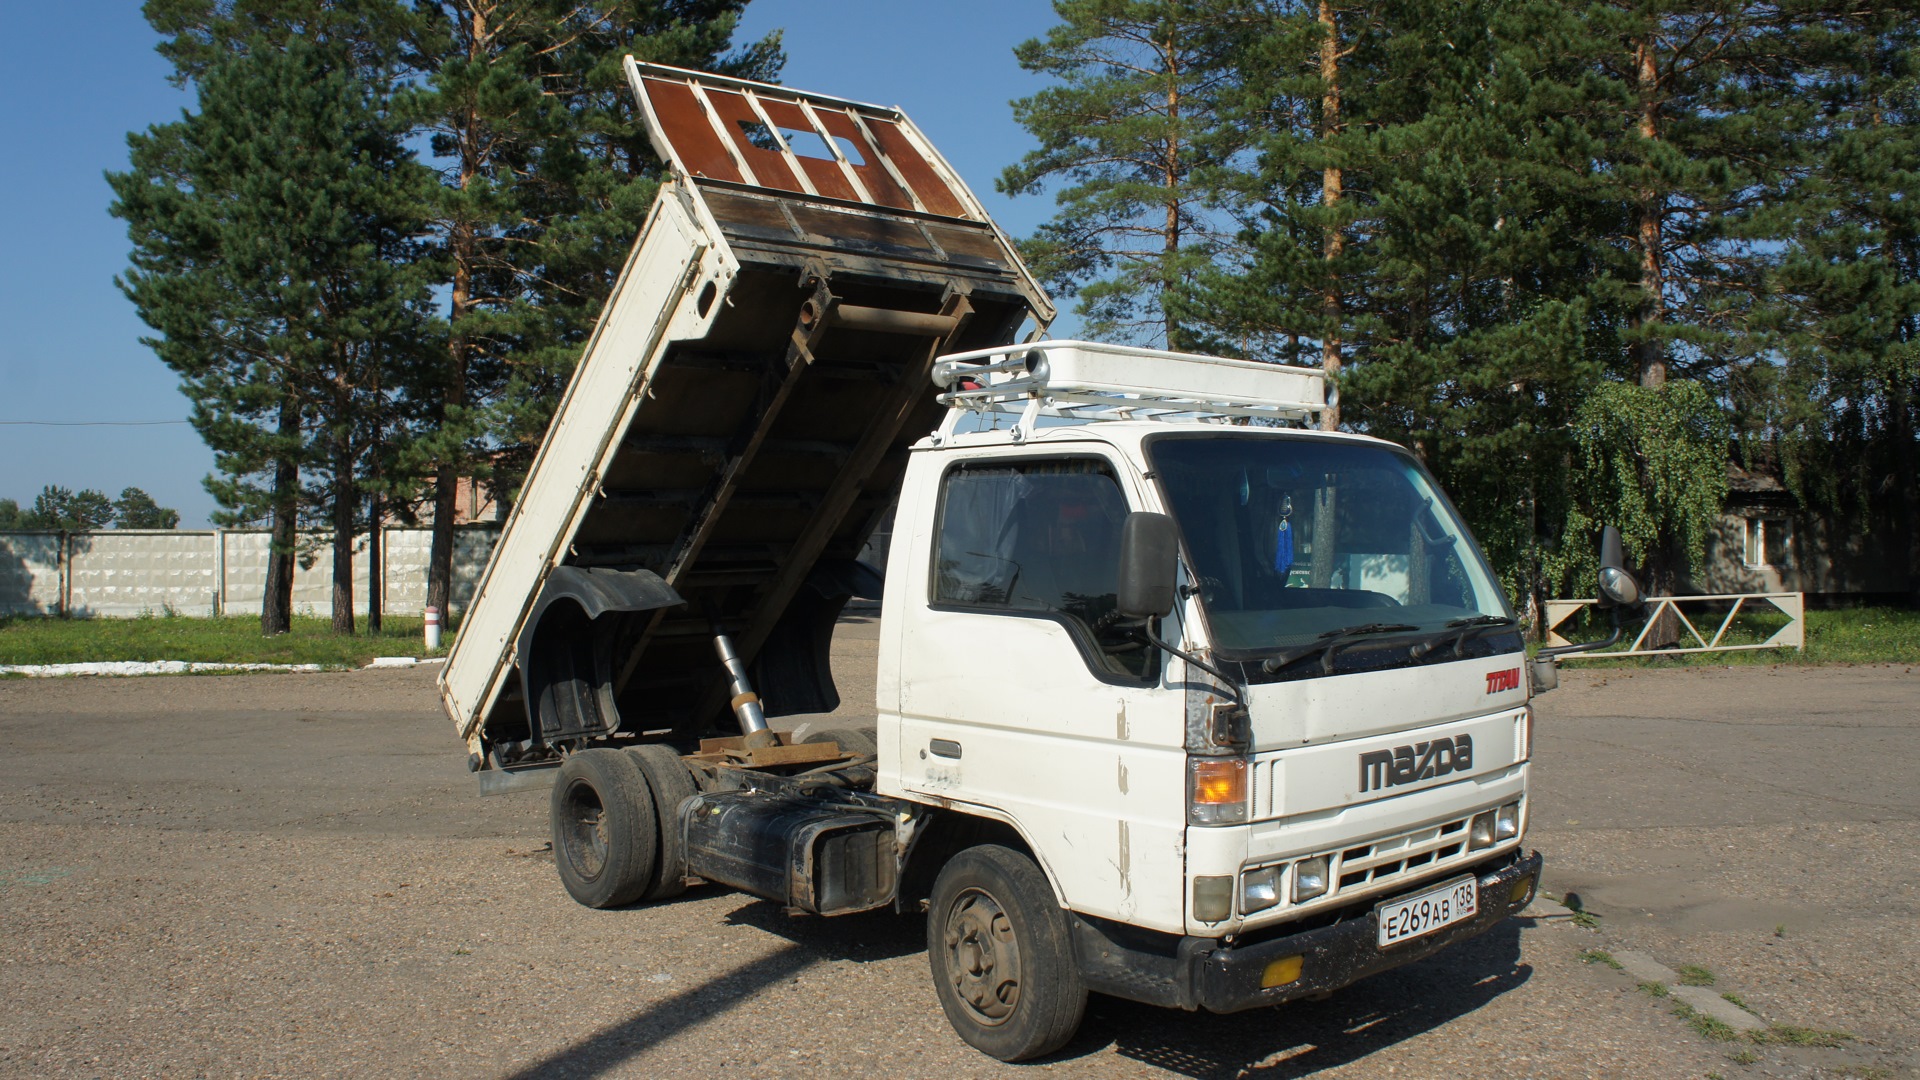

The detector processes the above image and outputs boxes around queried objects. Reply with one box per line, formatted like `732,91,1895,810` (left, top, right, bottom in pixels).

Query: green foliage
112,488,181,530
24,486,117,531
0,500,20,530
113,18,440,633
1000,0,1257,347
1005,0,1917,615
1564,381,1729,591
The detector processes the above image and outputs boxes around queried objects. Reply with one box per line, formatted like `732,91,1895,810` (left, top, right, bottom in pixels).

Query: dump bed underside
446,62,1048,764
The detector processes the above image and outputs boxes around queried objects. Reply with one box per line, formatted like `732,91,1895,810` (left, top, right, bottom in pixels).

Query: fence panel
0,527,499,618
67,531,220,617
0,533,64,615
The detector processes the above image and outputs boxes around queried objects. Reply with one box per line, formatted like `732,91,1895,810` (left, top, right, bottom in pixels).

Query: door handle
929,738,962,760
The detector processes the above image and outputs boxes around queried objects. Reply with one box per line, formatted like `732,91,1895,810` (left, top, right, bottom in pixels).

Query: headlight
1241,865,1283,914
1469,810,1497,851
1293,855,1330,902
1495,800,1521,840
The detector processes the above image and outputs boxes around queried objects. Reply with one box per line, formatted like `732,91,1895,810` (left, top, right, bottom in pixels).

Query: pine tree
112,25,437,634
113,489,182,529
1761,5,1920,601
400,1,783,619
1000,0,1257,348
23,487,118,531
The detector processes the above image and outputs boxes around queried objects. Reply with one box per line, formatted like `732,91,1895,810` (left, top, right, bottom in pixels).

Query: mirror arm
1536,606,1625,659
1139,623,1247,704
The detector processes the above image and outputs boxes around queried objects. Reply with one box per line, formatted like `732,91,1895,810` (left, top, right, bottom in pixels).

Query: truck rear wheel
927,844,1087,1061
625,744,697,900
550,749,657,908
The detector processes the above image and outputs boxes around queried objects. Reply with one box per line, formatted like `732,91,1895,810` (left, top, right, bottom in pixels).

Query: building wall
1696,509,1910,599
0,527,499,618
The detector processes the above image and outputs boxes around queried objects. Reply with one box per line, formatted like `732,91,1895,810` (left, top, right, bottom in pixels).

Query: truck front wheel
550,749,658,908
927,845,1087,1061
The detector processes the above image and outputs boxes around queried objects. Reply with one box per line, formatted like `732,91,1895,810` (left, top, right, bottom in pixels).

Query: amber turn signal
1189,758,1249,824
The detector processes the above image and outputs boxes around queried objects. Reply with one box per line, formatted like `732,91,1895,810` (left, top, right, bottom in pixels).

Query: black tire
625,744,698,901
550,749,657,909
927,844,1088,1061
802,726,878,758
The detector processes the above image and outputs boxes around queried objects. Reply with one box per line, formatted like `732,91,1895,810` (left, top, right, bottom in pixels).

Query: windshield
1147,433,1511,662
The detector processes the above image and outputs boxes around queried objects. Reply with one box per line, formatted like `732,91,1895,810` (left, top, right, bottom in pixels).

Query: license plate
1375,876,1478,947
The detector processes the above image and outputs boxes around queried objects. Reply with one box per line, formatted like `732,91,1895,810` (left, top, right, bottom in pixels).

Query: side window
932,458,1151,678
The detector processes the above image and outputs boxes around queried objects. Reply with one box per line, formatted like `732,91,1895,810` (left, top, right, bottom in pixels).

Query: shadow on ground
508,899,1534,1079
1088,919,1532,1078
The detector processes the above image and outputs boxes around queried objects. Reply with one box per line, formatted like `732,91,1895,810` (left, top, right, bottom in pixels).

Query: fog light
1241,865,1283,914
1495,801,1520,841
1261,954,1304,989
1193,875,1234,922
1468,810,1497,851
1293,856,1330,902
1509,874,1536,906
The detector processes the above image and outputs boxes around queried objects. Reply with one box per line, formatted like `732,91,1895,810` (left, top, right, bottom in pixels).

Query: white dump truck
440,60,1640,1061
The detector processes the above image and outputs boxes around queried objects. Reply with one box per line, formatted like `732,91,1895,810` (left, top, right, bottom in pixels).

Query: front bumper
1070,849,1542,1013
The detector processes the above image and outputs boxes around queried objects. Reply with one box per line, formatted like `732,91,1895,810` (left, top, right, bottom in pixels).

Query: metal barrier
1544,592,1805,658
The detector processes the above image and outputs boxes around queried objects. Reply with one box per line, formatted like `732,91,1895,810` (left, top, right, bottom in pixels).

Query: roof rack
929,340,1328,442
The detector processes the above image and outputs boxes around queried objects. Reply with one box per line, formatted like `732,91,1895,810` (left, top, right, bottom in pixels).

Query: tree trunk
262,398,299,637
1318,0,1345,432
1161,25,1184,350
331,432,356,635
429,10,484,620
1632,31,1668,390
367,491,383,636
1893,364,1917,603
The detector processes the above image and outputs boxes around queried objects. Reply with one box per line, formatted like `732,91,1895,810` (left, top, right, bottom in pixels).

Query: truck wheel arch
515,567,683,745
898,806,1069,914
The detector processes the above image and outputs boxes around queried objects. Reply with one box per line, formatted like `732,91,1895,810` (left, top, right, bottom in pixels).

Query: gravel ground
0,632,1912,1079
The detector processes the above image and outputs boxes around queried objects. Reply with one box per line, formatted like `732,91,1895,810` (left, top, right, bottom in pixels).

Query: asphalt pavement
0,628,1911,1079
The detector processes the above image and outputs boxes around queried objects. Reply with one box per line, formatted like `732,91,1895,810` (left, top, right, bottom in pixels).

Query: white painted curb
0,661,333,677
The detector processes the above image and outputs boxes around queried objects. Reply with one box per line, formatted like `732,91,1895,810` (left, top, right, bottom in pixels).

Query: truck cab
869,342,1541,1053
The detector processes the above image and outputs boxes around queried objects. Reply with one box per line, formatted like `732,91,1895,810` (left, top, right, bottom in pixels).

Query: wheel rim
559,778,608,882
942,886,1021,1025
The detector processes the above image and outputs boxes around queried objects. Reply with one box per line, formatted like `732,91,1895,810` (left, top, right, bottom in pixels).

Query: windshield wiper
1260,622,1422,675
1409,615,1519,660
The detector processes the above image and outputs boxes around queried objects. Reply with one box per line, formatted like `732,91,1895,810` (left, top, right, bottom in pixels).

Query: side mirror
1117,511,1179,619
1595,525,1642,609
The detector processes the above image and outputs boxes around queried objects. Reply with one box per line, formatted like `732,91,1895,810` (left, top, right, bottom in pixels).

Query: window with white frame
1743,518,1792,567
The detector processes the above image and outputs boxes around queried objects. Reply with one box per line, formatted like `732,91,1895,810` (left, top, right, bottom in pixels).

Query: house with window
1695,462,1912,602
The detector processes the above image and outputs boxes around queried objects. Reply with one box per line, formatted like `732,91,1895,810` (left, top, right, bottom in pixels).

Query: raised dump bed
440,61,1051,775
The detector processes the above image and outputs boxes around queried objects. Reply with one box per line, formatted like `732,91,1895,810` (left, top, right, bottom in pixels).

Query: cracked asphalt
0,624,1913,1078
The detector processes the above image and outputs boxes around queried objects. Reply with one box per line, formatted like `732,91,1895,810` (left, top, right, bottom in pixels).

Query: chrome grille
1332,814,1474,896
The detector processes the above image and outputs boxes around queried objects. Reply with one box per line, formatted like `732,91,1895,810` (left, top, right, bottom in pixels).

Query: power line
0,419,191,426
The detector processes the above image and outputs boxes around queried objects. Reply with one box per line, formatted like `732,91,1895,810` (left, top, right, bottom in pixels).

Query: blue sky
0,1,1066,528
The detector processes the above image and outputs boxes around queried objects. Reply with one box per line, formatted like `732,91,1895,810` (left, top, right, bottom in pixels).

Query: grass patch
1726,1048,1760,1065
1541,605,1920,667
1558,892,1603,929
1722,991,1749,1010
1677,963,1717,987
1672,1000,1738,1042
1751,1024,1852,1048
1639,980,1670,998
0,613,451,669
1578,948,1624,970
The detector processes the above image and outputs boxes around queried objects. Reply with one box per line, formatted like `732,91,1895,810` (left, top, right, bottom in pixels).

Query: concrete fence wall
0,527,499,618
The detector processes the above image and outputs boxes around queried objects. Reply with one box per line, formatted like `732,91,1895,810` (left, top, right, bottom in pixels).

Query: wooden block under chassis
689,732,850,770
